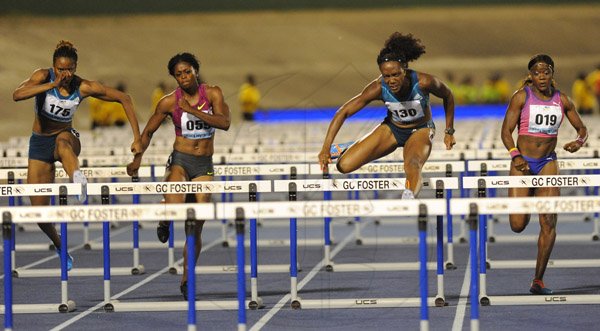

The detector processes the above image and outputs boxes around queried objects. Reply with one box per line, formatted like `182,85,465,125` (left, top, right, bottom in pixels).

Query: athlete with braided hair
318,32,456,198
13,40,142,270
501,54,588,295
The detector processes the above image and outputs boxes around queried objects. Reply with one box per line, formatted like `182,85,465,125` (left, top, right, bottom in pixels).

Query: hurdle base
131,264,146,275
106,299,246,312
0,300,76,314
170,263,295,275
325,262,438,272
224,238,324,247
85,240,186,250
487,259,600,269
14,266,142,278
248,297,265,310
291,297,442,309
481,294,600,305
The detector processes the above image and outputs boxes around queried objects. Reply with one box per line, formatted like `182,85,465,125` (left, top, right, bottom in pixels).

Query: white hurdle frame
452,196,600,306
466,159,600,243
310,161,464,269
218,198,446,317
0,202,249,331
463,174,600,270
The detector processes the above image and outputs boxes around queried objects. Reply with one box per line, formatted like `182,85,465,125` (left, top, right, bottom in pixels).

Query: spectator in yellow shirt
572,72,597,115
151,81,166,112
238,74,261,121
102,81,129,127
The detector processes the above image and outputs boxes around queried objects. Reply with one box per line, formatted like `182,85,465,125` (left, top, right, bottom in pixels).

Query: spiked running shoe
73,170,88,202
530,279,553,295
56,248,74,271
180,281,188,300
402,189,415,199
330,141,354,159
157,222,170,243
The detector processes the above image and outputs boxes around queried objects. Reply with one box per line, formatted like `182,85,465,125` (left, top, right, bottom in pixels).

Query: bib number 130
393,108,418,118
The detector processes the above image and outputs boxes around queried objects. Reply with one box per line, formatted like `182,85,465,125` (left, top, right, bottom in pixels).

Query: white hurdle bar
452,196,600,306
218,198,446,327
463,174,600,269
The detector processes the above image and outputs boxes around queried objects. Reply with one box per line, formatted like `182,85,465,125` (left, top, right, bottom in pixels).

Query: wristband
509,148,521,159
575,136,586,146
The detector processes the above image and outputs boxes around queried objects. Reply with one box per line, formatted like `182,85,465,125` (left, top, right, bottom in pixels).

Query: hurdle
465,159,600,243
0,166,160,250
463,175,600,269
86,180,272,309
452,195,600,306
0,202,248,331
310,161,464,269
273,177,455,307
219,198,446,323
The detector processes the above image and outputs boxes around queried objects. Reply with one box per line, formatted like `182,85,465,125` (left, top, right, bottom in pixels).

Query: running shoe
330,141,354,159
529,279,553,295
157,222,170,243
180,281,188,300
56,248,74,271
402,189,415,199
73,170,88,202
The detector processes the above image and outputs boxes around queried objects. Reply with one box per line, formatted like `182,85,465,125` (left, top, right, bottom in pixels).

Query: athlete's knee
55,137,74,153
335,160,352,174
509,214,530,233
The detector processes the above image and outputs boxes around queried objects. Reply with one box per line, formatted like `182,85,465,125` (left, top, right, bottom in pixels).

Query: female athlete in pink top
501,54,587,295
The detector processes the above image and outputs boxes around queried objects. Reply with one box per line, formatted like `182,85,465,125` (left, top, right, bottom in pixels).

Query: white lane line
48,235,225,331
452,253,471,331
249,225,361,331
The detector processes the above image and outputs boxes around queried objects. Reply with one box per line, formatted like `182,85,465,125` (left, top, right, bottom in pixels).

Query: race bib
528,105,562,135
385,101,424,123
181,110,215,139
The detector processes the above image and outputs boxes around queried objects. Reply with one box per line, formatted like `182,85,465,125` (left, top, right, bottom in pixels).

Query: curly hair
53,40,78,63
167,52,201,80
376,32,426,66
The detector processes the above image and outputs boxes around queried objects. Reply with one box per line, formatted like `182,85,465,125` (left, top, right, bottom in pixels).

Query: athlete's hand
512,156,530,175
126,154,142,177
130,139,142,155
53,70,71,88
444,134,456,150
563,141,582,153
178,98,192,112
318,149,332,173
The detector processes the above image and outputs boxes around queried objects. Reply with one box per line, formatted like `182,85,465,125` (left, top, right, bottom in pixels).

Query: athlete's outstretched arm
81,80,142,153
127,95,173,176
318,79,381,170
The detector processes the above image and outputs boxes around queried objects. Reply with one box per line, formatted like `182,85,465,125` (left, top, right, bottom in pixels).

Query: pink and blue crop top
518,86,564,137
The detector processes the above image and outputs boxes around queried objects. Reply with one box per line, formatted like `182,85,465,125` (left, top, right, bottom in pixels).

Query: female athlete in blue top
13,40,142,270
318,32,456,198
